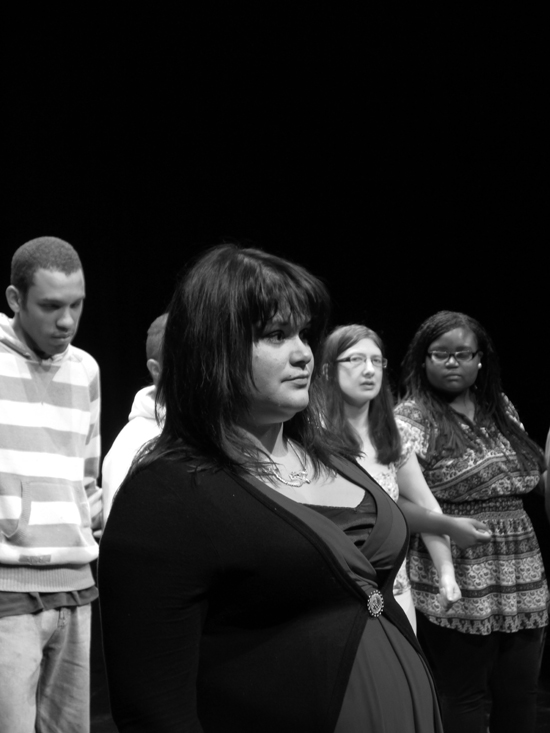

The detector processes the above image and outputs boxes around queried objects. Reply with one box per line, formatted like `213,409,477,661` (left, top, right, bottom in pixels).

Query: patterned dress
395,399,549,635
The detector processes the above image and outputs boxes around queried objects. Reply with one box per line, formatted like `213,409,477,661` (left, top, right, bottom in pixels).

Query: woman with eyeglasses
317,325,492,632
395,310,548,733
99,246,445,732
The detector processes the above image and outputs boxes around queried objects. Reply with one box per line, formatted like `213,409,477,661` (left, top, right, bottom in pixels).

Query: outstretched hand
448,516,492,550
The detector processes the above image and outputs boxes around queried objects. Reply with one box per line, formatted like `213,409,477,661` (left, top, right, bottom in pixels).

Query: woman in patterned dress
318,324,491,631
395,310,548,733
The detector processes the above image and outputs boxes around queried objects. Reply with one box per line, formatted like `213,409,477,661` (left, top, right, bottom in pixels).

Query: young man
0,236,101,733
101,313,167,523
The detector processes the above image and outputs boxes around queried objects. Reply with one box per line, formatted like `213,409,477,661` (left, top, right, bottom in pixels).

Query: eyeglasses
336,355,387,370
427,350,479,364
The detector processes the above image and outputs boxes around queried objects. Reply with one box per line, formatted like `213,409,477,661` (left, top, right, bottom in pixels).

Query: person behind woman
395,310,548,733
545,426,550,522
317,324,491,631
99,245,444,732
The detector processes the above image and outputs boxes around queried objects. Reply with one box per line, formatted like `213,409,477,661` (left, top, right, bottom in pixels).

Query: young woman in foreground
317,324,491,631
395,310,548,733
99,245,443,732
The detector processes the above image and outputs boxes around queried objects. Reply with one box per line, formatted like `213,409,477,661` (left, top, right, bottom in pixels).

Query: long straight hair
400,310,544,472
139,244,349,476
316,324,401,465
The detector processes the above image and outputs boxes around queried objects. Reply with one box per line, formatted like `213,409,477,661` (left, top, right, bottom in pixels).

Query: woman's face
247,314,313,427
337,338,384,408
424,327,481,396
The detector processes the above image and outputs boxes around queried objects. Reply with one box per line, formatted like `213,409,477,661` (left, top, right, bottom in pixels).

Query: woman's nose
291,337,313,364
363,357,375,373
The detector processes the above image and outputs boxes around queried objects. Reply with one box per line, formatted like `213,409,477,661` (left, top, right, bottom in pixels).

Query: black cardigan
99,456,420,732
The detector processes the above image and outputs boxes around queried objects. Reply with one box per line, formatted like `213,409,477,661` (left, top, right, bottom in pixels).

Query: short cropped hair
11,236,82,298
317,324,401,464
140,243,348,475
146,314,168,361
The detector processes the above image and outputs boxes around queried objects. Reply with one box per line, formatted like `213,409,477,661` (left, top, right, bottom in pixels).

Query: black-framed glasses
336,355,388,370
427,350,480,364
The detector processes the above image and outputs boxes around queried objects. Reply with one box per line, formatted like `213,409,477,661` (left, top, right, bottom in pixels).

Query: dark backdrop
4,9,548,454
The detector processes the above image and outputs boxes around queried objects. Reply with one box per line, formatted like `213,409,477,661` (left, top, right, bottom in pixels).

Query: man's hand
88,488,103,539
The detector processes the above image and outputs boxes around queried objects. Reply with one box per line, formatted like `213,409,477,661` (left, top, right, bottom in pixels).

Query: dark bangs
147,244,335,475
239,250,331,355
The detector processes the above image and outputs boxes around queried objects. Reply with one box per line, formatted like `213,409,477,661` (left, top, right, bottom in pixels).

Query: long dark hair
400,310,543,472
316,324,401,465
140,244,348,475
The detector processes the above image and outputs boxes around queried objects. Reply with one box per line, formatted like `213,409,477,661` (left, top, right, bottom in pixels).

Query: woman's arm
99,466,212,732
395,453,460,608
396,453,491,549
420,533,462,610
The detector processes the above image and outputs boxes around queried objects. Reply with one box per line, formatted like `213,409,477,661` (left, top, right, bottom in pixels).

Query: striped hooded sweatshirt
0,313,100,593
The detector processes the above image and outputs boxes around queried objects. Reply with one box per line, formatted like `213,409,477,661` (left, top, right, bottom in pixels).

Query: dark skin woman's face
424,327,482,398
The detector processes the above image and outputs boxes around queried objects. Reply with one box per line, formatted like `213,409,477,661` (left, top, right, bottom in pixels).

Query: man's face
10,268,86,357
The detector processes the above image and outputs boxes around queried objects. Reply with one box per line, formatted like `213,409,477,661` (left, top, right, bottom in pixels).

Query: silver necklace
266,441,311,488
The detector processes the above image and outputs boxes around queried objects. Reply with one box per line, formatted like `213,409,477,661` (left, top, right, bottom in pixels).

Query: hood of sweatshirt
128,385,159,422
0,313,69,363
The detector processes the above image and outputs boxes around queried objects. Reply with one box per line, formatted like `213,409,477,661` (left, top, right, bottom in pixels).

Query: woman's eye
300,330,310,343
265,331,285,342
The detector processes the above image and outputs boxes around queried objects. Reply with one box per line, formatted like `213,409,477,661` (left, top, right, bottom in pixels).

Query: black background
3,8,548,454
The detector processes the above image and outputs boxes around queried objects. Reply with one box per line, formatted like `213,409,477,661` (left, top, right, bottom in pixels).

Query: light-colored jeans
0,604,91,733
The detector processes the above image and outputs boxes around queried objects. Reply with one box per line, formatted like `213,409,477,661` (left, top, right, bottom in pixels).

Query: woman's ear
321,363,329,380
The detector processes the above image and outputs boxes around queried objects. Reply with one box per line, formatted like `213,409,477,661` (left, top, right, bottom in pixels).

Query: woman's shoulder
126,456,197,485
393,400,431,457
119,457,239,506
500,393,523,426
107,458,253,548
394,399,425,425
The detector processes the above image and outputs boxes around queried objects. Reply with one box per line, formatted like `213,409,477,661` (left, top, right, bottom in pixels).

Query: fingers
473,528,492,542
470,519,488,530
88,488,104,532
88,487,103,502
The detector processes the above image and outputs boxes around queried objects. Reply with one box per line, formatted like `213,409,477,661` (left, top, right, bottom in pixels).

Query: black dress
99,456,442,732
305,488,441,731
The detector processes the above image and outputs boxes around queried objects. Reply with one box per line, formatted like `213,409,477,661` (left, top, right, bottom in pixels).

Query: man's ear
147,358,161,386
321,363,329,380
6,285,23,314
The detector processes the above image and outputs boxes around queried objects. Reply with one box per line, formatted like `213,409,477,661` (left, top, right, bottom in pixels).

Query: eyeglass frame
336,354,388,370
426,349,481,364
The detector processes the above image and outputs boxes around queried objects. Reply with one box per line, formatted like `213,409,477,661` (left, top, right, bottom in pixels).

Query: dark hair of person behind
11,236,82,297
140,244,351,476
400,310,544,473
316,325,401,465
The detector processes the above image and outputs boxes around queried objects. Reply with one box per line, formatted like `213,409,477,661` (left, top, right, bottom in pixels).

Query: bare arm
396,453,491,549
396,453,462,609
